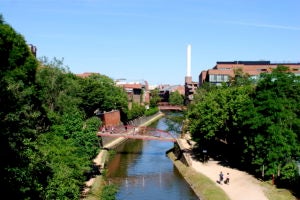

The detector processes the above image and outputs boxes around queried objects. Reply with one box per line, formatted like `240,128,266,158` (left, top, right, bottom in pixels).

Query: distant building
97,110,121,129
158,84,184,102
199,61,300,86
28,44,37,57
116,80,150,106
76,72,100,78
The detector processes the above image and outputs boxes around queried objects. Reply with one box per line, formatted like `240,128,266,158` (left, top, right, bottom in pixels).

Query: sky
1,0,300,85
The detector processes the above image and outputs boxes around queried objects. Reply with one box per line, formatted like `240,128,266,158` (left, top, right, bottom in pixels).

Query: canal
106,115,199,200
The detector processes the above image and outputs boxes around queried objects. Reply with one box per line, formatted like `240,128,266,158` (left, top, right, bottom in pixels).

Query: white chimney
186,44,191,77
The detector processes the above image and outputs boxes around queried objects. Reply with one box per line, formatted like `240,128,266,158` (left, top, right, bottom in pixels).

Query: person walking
224,173,230,184
219,171,224,184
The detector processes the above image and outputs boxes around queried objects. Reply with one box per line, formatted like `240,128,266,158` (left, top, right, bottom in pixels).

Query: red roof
118,83,142,89
76,72,100,78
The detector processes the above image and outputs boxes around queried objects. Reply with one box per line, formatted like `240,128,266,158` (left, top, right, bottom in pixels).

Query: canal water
106,116,199,200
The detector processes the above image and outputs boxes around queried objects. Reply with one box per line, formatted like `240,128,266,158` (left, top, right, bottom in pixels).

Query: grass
82,150,109,200
261,181,296,200
82,175,106,200
168,152,230,200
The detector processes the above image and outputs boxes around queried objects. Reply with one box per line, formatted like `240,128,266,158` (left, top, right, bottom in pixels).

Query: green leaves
169,91,184,106
0,16,46,199
77,74,128,118
186,66,300,187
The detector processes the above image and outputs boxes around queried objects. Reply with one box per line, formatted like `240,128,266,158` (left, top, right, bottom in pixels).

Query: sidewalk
178,138,268,200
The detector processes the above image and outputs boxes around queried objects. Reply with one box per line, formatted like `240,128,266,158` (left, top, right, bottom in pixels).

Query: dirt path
191,160,268,200
179,138,268,200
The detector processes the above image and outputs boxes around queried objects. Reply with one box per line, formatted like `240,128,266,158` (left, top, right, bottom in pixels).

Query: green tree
149,88,161,108
243,66,300,180
127,102,145,120
77,74,128,120
36,58,102,199
169,91,184,106
229,68,254,86
187,79,255,164
0,16,49,199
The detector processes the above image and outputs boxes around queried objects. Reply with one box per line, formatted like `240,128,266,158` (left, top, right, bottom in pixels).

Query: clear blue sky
1,0,299,85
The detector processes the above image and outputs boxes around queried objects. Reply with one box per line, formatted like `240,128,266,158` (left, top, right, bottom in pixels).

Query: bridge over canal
97,125,177,144
158,103,186,111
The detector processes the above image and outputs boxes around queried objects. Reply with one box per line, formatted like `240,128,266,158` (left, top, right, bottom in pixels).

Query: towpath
178,138,268,200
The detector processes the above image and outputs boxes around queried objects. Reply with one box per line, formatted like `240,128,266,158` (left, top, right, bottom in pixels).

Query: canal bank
171,136,297,200
168,138,230,200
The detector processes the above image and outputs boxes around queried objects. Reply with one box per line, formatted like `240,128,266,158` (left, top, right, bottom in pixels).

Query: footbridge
158,103,186,111
97,125,177,143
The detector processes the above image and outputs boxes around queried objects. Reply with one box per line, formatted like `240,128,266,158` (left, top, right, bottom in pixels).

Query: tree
169,91,184,106
229,68,254,86
36,58,102,199
77,74,128,119
149,88,161,108
243,66,300,180
127,102,145,120
186,78,254,165
0,16,49,199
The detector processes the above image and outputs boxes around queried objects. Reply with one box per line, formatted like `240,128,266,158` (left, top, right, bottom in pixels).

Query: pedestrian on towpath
219,171,224,184
110,126,114,134
224,173,230,185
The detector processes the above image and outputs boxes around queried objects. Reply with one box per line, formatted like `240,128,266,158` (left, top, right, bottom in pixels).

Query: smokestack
186,44,191,77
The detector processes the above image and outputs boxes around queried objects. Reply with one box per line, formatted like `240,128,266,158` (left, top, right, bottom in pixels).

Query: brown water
106,117,199,200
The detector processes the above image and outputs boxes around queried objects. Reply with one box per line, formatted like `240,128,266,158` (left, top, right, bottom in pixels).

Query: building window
219,68,231,70
224,75,229,82
257,68,267,72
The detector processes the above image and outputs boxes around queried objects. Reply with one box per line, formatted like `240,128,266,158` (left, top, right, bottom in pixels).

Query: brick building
199,61,300,86
28,44,37,57
116,81,150,106
97,110,121,129
76,72,100,78
158,84,184,102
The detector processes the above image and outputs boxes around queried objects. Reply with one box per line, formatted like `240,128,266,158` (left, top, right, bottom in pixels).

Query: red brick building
116,81,150,105
158,84,185,102
199,61,300,86
76,72,100,78
98,110,121,129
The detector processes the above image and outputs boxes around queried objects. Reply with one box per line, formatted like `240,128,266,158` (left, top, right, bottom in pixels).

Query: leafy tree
0,16,117,199
229,68,254,86
0,16,49,199
77,74,128,120
186,65,300,189
127,102,145,120
35,58,102,199
169,90,184,106
243,66,300,179
144,106,159,116
36,57,81,119
149,88,161,108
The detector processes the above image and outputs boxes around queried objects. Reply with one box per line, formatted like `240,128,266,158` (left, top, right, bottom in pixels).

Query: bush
144,107,159,116
100,184,118,200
